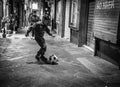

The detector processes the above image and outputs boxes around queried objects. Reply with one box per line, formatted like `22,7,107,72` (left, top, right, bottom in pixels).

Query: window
69,0,79,29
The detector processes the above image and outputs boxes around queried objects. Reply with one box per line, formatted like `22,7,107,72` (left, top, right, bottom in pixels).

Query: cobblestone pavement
0,32,120,87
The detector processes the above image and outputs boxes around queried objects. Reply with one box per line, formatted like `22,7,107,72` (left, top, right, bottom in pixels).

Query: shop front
55,0,66,37
69,0,80,45
86,0,95,50
93,0,120,64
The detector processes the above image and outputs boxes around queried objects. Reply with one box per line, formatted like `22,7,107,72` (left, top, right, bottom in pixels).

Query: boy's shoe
35,55,49,64
13,31,16,34
31,37,35,40
40,56,49,64
35,55,41,61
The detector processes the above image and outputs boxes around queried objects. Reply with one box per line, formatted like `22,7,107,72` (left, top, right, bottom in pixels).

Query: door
56,1,62,36
87,0,95,49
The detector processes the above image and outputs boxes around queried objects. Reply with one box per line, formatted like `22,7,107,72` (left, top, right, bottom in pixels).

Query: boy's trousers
35,37,46,56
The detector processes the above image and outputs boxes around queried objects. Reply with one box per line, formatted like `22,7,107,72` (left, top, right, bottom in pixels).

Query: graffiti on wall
94,0,120,44
96,0,114,9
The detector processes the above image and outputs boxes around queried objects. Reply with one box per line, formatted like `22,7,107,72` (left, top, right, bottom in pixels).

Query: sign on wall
96,0,114,9
94,0,120,44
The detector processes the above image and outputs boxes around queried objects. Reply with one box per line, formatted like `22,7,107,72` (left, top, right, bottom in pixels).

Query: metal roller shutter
87,0,95,49
94,0,120,44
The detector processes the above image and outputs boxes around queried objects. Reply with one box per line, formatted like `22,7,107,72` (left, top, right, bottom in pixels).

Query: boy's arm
28,13,32,23
45,25,55,37
25,27,33,37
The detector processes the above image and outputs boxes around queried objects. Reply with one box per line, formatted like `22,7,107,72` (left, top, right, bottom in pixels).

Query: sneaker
31,37,35,40
40,56,49,64
35,55,41,61
13,31,16,34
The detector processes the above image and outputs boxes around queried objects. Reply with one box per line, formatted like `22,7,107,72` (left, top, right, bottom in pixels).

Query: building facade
2,0,25,31
50,0,120,66
1,0,120,67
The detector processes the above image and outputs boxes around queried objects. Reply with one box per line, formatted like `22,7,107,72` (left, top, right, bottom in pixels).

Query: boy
25,17,55,62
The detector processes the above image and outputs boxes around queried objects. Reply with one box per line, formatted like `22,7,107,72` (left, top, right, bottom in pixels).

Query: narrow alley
0,30,120,87
0,0,120,87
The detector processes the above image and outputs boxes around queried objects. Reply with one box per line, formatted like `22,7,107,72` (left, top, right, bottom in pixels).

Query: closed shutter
94,0,120,44
87,0,95,49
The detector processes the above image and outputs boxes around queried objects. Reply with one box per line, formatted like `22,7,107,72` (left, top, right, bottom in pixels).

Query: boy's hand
25,33,29,37
51,35,55,37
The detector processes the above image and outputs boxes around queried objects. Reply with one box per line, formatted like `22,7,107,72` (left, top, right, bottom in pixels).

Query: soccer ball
48,54,58,64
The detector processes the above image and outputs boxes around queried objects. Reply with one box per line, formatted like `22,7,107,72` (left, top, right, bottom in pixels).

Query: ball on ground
49,54,58,64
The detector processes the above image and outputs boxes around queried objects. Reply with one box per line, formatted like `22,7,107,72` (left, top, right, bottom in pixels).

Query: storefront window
69,0,78,29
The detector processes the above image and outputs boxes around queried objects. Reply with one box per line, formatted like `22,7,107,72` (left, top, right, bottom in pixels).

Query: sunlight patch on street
7,54,33,61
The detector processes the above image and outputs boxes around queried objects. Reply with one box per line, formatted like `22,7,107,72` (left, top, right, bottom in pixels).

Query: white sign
96,0,114,9
32,3,38,10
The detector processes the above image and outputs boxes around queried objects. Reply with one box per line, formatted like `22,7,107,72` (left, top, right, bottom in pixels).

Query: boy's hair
32,10,37,14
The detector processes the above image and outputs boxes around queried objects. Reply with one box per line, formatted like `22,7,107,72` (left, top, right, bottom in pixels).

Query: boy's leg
32,29,34,37
35,37,47,61
36,43,46,58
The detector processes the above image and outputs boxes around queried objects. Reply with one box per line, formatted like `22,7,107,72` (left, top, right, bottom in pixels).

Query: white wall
64,0,70,41
3,0,8,17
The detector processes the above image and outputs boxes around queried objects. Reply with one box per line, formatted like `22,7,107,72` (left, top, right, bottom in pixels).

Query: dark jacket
26,22,52,38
